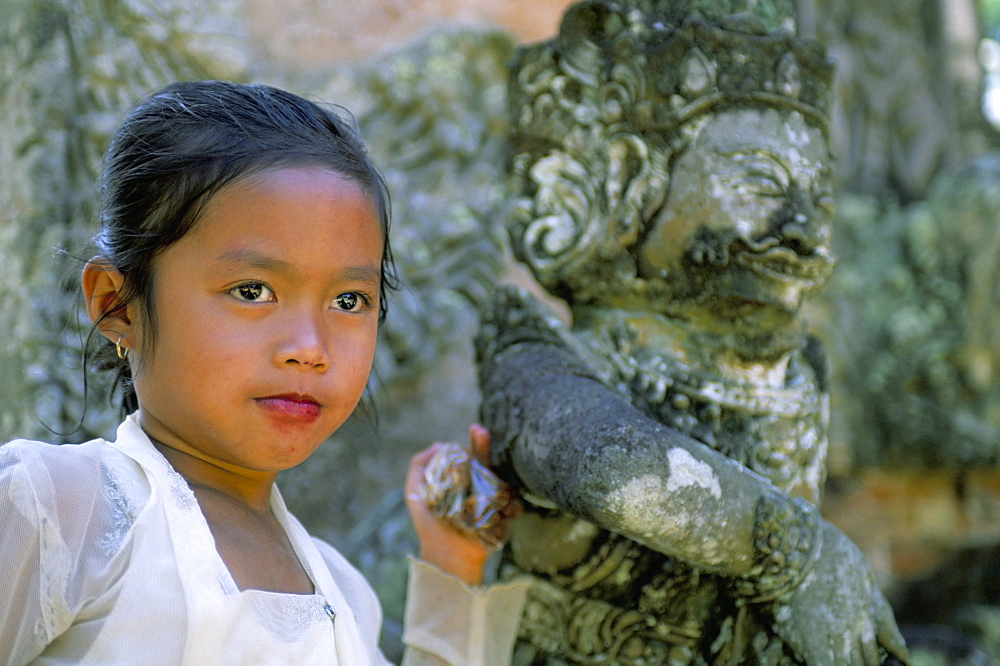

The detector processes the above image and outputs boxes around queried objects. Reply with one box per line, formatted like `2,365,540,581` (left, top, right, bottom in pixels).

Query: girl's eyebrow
339,265,382,286
217,248,380,285
218,248,293,273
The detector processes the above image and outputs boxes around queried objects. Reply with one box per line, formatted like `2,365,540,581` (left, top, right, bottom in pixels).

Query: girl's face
131,167,382,475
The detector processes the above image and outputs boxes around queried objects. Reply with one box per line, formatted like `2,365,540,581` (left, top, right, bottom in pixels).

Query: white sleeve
402,557,528,666
0,446,47,664
0,442,138,666
0,443,76,665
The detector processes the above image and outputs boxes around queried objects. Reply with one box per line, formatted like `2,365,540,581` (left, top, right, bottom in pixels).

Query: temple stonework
475,1,908,663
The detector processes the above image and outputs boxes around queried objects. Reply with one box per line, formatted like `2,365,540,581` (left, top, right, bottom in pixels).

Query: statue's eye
720,154,789,197
736,173,785,197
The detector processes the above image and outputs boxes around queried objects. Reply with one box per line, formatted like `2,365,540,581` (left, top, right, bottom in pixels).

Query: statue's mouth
683,233,835,288
735,245,834,283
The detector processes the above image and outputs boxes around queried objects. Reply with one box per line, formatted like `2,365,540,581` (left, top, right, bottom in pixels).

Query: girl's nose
274,313,329,370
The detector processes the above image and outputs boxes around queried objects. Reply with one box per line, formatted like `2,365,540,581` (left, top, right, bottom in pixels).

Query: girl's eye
333,292,366,312
231,282,274,303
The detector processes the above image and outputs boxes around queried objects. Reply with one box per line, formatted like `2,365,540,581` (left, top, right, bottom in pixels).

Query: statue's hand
773,521,909,665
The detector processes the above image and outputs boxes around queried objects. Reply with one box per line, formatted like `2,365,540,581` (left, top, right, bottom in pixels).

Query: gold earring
116,336,129,360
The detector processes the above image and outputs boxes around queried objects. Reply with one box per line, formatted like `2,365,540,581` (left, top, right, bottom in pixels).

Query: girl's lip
255,394,322,421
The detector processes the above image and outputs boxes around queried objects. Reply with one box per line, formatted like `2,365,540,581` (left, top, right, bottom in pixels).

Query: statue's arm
480,336,771,577
476,290,909,662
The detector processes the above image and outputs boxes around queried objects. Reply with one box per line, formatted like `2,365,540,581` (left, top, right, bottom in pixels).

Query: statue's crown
509,0,833,144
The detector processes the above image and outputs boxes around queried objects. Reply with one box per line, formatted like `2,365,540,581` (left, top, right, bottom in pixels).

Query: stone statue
475,1,910,663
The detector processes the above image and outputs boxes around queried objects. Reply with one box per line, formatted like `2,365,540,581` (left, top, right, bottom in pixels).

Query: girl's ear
81,258,136,346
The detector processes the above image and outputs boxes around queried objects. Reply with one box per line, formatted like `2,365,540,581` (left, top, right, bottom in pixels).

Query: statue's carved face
638,108,834,315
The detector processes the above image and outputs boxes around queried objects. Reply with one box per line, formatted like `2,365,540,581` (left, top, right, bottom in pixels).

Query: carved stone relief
476,1,907,663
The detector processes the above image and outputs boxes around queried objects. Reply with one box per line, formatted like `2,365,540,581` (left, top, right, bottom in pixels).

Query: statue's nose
777,186,829,255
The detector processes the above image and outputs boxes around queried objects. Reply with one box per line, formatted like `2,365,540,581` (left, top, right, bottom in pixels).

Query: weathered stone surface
476,1,907,663
810,155,1000,471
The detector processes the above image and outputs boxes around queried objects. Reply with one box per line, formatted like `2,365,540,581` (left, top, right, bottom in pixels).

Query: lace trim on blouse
167,465,197,509
276,595,332,625
99,463,137,557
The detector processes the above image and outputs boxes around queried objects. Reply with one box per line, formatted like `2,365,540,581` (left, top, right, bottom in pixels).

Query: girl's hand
404,425,518,586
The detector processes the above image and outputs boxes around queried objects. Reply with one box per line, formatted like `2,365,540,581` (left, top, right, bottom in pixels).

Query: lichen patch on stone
666,448,722,499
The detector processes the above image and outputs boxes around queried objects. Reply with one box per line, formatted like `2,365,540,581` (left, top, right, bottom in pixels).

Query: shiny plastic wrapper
420,442,518,547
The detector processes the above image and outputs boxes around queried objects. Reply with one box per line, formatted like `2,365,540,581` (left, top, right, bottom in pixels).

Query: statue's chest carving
505,515,720,662
633,376,826,497
582,334,829,501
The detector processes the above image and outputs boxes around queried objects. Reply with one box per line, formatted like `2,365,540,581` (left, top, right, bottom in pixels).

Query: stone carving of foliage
805,0,989,200
815,156,1000,468
318,30,514,388
0,0,244,443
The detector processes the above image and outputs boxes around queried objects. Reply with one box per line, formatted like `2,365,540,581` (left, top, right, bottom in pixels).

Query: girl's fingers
404,443,442,500
468,424,491,466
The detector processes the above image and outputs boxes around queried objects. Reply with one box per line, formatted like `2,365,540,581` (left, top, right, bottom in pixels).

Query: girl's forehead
194,167,381,232
222,166,370,203
176,167,384,257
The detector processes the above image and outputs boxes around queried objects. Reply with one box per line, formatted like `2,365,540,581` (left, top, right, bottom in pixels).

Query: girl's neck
146,432,277,513
150,436,315,594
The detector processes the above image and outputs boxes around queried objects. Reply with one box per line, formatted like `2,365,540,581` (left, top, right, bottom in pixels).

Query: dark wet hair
91,80,396,413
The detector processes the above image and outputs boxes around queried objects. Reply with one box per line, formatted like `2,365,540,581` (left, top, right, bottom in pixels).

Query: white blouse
0,415,526,665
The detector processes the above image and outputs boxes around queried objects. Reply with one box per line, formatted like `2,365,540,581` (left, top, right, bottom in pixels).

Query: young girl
0,80,525,664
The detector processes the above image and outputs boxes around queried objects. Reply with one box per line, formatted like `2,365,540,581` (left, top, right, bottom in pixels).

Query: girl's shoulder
0,437,155,661
1,436,146,495
0,436,152,554
2,434,125,463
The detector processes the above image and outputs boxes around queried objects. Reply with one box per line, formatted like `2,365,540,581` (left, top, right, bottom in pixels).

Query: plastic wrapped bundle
420,442,518,547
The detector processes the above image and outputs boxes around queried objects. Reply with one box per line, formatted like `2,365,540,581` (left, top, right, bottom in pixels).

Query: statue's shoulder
475,285,610,379
475,285,572,363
